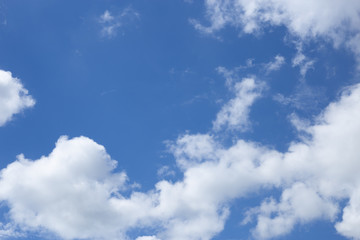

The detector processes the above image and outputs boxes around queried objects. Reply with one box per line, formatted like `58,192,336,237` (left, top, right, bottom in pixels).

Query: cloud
0,136,132,239
136,236,161,240
264,55,285,73
100,10,114,23
245,183,338,239
1,73,360,240
157,165,175,178
213,68,265,131
273,80,326,110
291,43,315,77
0,70,35,126
191,0,360,60
0,223,22,238
99,7,139,38
166,81,360,240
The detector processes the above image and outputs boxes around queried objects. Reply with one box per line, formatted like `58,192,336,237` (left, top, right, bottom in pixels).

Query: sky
0,0,360,239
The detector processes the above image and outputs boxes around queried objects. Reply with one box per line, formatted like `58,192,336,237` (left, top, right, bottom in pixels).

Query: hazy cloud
99,7,139,38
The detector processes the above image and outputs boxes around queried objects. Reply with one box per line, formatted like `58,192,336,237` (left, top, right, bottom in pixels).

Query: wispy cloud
99,7,140,38
273,80,326,111
292,43,315,77
264,55,286,74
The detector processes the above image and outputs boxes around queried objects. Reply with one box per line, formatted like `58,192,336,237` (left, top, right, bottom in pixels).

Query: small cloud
98,7,140,38
157,165,175,178
273,81,326,111
0,70,35,126
100,10,114,23
213,69,265,132
292,43,315,77
264,55,286,73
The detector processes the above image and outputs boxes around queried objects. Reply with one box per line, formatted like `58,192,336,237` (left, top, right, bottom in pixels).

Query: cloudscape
0,1,360,239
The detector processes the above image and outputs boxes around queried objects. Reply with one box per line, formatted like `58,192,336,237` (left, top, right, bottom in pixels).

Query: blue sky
0,0,360,239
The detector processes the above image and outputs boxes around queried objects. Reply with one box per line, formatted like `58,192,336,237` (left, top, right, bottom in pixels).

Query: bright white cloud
192,0,360,61
245,183,338,239
136,236,161,240
213,69,265,131
99,7,139,38
1,75,360,240
193,0,360,40
0,136,131,239
165,81,360,240
335,190,360,239
0,70,35,126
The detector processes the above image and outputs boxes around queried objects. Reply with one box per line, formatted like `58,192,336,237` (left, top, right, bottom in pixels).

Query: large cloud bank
0,76,360,239
1,1,360,239
0,70,35,126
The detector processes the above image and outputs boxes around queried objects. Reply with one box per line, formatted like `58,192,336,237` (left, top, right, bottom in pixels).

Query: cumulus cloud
1,75,360,240
192,0,360,40
245,183,338,239
99,7,139,38
192,0,360,61
165,81,360,240
0,136,131,239
0,70,35,126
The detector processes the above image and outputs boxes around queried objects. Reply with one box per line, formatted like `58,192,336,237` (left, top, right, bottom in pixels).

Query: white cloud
99,10,114,23
136,236,161,240
0,223,22,238
0,136,130,239
193,0,360,40
291,43,315,77
335,190,360,239
157,165,175,178
192,0,360,61
246,183,338,239
213,69,265,131
264,55,285,73
273,81,326,110
1,74,360,240
164,81,360,240
0,70,35,126
99,7,139,38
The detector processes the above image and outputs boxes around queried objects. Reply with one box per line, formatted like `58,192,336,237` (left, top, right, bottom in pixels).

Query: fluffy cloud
0,70,35,126
193,0,360,39
0,136,131,239
165,81,360,239
192,0,360,59
245,183,338,239
1,76,360,240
